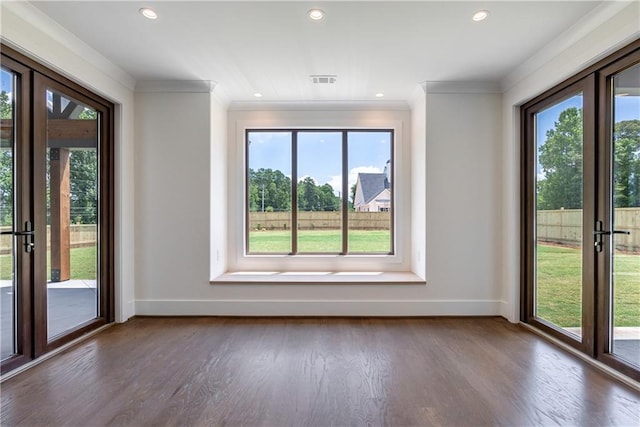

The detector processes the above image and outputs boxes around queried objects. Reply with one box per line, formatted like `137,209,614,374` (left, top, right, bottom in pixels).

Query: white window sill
211,271,425,285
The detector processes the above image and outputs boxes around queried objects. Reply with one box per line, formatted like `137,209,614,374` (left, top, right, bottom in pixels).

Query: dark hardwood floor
1,317,639,426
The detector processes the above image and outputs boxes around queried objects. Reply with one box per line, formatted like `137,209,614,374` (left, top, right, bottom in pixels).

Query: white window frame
227,108,412,273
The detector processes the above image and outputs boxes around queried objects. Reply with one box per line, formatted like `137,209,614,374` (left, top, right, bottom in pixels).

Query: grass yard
537,244,639,327
248,229,391,253
0,246,97,281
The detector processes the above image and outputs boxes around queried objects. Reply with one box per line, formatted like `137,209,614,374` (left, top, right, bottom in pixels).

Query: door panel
34,73,109,355
44,88,99,340
610,62,640,367
0,55,33,374
534,93,585,339
0,67,17,360
1,45,113,373
524,41,639,381
524,76,596,353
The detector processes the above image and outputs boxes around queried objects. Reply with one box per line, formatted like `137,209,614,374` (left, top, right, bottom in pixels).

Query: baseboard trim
134,299,502,317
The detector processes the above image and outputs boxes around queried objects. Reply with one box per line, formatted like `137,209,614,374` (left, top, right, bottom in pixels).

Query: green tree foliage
69,150,97,223
537,106,640,210
613,120,640,208
537,108,584,210
0,91,13,225
297,177,340,211
249,168,291,212
70,107,98,224
248,168,341,212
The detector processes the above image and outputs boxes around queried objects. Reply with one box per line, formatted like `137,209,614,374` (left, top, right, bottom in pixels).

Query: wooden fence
249,211,390,231
537,208,640,252
0,224,96,255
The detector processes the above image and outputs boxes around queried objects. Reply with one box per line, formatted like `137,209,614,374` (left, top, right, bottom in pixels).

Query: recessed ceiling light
139,7,158,20
253,92,263,98
472,10,489,22
308,9,325,21
375,93,385,98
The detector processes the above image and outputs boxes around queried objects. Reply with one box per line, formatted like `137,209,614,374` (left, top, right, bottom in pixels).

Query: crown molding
135,80,216,93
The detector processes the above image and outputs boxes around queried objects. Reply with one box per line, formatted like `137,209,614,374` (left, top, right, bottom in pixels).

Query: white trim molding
135,299,502,317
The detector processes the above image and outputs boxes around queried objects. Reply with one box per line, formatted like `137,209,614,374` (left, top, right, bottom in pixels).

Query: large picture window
246,129,393,255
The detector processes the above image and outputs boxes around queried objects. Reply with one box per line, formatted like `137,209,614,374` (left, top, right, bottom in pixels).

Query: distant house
353,161,391,212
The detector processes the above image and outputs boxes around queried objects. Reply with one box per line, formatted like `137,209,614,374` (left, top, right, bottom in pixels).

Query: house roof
358,173,390,205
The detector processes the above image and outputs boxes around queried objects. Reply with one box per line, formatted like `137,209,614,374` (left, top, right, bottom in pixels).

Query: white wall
130,96,504,316
500,2,639,322
425,89,503,306
1,2,137,321
210,94,229,279
134,90,212,303
411,86,426,280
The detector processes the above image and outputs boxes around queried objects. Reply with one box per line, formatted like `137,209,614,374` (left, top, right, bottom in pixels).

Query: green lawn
0,246,97,280
248,229,391,253
537,244,639,327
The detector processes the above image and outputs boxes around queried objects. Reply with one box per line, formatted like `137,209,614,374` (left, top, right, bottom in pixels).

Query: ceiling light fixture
375,93,385,98
253,92,263,98
472,10,489,22
308,9,325,21
139,7,158,20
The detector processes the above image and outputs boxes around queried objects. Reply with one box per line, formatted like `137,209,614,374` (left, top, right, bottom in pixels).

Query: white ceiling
29,1,604,102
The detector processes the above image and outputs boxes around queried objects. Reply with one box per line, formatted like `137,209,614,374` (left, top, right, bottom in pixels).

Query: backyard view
534,67,639,366
247,130,393,254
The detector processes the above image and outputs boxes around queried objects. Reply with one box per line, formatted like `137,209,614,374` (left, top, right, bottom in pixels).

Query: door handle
593,230,631,236
594,220,631,252
5,221,36,253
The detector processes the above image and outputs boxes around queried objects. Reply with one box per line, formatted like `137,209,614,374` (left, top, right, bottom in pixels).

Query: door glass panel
534,93,584,337
610,63,640,367
297,132,342,253
45,89,98,339
247,131,292,253
0,69,16,359
348,131,392,253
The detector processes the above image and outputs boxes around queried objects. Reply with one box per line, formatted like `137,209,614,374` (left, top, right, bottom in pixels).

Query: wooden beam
2,118,97,148
48,119,97,141
50,148,71,282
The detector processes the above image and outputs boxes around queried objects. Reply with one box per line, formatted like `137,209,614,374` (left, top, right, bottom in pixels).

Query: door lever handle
593,230,631,236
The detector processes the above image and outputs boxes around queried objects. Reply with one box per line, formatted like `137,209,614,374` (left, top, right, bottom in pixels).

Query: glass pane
247,131,292,253
46,89,98,339
348,131,392,253
534,94,584,337
611,62,640,367
297,132,342,253
0,68,16,359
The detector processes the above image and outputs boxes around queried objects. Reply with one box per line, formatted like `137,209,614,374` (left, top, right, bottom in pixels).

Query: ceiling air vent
310,75,337,84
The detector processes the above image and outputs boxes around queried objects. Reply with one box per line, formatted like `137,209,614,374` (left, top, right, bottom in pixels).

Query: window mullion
341,131,348,254
291,131,298,254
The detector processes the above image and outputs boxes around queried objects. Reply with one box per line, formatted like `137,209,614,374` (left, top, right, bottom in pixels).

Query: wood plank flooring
1,317,639,426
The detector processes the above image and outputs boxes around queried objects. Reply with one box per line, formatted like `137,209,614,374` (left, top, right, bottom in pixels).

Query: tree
537,106,640,210
0,91,13,225
537,108,584,210
613,120,640,208
248,168,291,212
298,176,319,211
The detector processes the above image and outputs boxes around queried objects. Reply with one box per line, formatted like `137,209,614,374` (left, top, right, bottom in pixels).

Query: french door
522,41,640,380
1,46,113,374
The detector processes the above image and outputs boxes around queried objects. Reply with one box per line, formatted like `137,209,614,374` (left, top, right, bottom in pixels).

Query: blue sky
248,131,391,195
